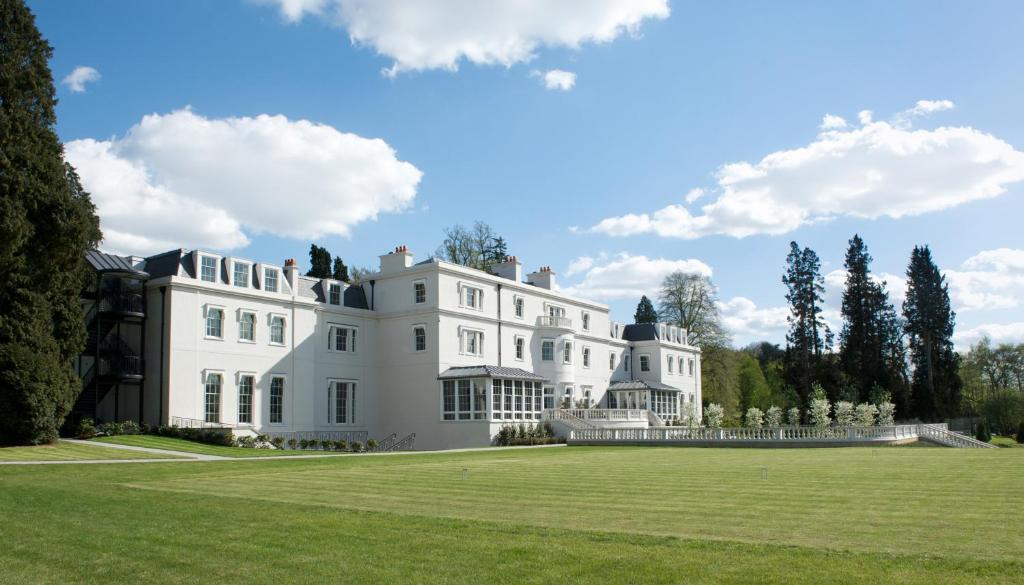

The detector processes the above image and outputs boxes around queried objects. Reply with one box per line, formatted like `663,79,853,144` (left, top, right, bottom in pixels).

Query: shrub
350,441,363,452
1018,422,1024,444
975,421,992,443
704,403,724,428
764,406,783,428
854,403,878,427
75,418,97,439
236,435,256,448
876,401,896,426
271,436,285,449
786,407,801,426
150,425,233,446
744,408,764,428
299,439,311,450
335,440,347,451
834,401,855,427
808,384,831,428
287,438,298,450
367,438,379,451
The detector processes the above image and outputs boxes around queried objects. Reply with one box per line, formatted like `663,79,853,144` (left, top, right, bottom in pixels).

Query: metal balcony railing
536,315,572,328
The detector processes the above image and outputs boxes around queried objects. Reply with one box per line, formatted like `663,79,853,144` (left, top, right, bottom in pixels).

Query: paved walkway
0,439,565,465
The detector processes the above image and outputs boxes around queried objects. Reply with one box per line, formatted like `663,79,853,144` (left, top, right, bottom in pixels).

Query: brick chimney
283,258,299,289
491,255,522,282
527,265,556,290
379,245,414,274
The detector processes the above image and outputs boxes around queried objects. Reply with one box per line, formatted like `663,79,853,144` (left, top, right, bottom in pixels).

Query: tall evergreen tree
634,295,658,324
331,256,349,282
903,245,961,420
0,0,102,445
781,242,829,405
305,244,332,279
838,235,909,405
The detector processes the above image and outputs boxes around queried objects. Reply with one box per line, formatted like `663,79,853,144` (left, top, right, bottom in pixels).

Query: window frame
460,328,484,357
327,323,359,353
609,351,616,371
237,310,256,343
268,313,286,346
237,372,255,425
413,279,427,304
263,266,280,293
582,346,591,368
581,311,590,331
199,254,219,283
459,282,484,310
541,339,554,361
413,324,427,352
269,375,286,424
328,379,358,425
513,295,524,319
514,335,525,361
204,305,225,340
328,282,342,305
562,341,573,365
232,260,251,288
667,354,674,374
640,354,651,372
202,370,223,423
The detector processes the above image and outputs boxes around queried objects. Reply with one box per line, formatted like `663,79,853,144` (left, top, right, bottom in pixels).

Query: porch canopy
438,365,546,382
607,379,681,418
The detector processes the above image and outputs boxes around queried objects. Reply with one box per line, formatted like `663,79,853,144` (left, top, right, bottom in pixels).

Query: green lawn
991,436,1023,447
0,441,182,462
1,447,1022,584
92,434,344,457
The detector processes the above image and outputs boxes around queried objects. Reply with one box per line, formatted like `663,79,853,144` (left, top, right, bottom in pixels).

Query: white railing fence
570,424,997,448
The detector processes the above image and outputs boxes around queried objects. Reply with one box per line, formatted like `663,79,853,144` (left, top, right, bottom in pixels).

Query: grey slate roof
622,323,658,342
85,250,149,277
608,379,682,392
438,365,547,381
144,249,184,278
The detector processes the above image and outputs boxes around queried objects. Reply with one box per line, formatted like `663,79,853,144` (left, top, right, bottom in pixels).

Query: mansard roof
437,365,547,381
608,379,682,392
85,250,148,278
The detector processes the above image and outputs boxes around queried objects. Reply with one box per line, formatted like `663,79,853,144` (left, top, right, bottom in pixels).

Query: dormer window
232,261,250,288
264,267,279,293
200,255,217,283
329,283,341,305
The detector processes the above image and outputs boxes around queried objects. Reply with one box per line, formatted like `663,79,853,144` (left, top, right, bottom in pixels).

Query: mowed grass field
1,446,1022,584
0,441,182,462
92,434,340,457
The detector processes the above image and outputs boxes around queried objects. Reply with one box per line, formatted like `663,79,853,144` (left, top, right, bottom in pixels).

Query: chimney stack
491,255,522,282
527,265,556,290
379,245,414,274
283,258,299,288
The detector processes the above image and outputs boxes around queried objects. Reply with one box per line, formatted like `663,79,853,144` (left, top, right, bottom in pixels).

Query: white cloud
820,113,847,129
858,110,873,125
684,188,705,204
946,248,1024,311
257,0,669,76
954,322,1024,347
62,66,101,93
718,297,790,344
65,109,422,255
560,252,711,301
565,255,596,277
587,101,1024,239
908,99,955,116
824,269,907,306
537,69,576,91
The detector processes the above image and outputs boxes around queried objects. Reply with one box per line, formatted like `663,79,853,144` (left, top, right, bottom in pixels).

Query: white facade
135,247,701,450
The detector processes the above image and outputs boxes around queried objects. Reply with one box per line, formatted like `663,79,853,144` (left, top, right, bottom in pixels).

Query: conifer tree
839,235,909,404
331,256,349,282
903,245,961,420
634,295,658,324
781,242,829,405
0,0,102,444
305,244,332,279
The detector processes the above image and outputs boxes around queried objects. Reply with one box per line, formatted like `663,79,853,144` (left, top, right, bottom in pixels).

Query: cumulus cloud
586,101,1024,240
946,248,1024,311
256,0,669,76
537,69,576,91
908,99,955,116
565,255,597,277
62,66,101,93
824,269,907,306
718,297,790,344
820,113,847,129
560,252,712,301
954,322,1024,347
65,109,422,255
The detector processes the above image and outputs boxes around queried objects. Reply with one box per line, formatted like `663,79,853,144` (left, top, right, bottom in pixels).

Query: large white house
76,246,701,450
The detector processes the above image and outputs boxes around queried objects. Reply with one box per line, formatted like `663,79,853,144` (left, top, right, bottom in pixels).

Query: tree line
636,235,962,424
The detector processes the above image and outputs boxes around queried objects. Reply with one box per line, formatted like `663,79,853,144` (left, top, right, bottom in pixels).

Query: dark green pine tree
634,295,658,324
782,242,829,405
903,245,962,421
305,244,332,279
839,235,908,404
331,256,349,282
0,0,102,445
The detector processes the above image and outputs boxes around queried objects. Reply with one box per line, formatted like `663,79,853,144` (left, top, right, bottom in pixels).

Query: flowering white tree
855,403,879,427
704,403,724,428
786,407,801,426
834,401,855,427
765,406,783,427
745,407,764,428
877,401,896,426
681,402,698,427
808,384,831,428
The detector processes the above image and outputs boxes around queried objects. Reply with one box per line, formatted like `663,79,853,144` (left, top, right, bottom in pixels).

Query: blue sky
32,0,1024,348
